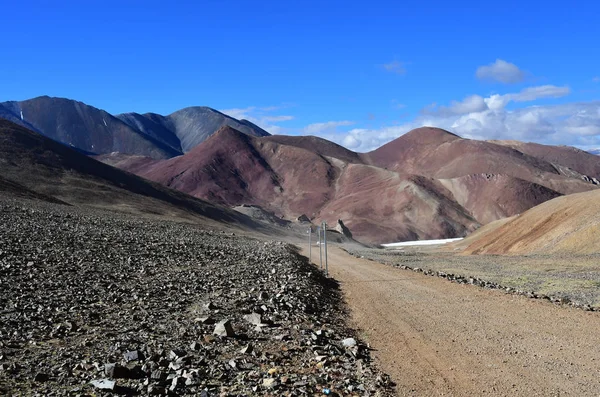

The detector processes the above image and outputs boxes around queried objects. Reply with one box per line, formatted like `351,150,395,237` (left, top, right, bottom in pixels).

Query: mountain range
0,96,269,159
2,96,600,244
98,126,600,244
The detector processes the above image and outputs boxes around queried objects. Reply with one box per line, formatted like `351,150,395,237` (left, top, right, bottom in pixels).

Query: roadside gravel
343,245,600,308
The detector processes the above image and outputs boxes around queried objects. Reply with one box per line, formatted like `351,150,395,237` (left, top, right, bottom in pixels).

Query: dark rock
335,219,353,239
297,214,311,223
213,319,235,337
168,350,187,360
33,372,49,382
105,363,130,379
240,344,253,355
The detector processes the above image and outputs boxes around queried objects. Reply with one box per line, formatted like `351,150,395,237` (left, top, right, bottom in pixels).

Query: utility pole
318,225,323,270
323,221,328,276
308,227,312,262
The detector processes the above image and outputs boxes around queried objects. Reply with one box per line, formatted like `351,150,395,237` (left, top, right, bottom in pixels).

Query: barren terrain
299,245,600,396
0,198,392,396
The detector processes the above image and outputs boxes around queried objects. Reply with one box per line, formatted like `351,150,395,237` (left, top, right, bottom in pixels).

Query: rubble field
0,198,393,396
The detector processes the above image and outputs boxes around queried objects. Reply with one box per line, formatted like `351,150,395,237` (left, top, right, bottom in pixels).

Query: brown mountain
365,127,595,195
0,119,260,229
100,125,600,244
438,174,562,224
489,140,600,181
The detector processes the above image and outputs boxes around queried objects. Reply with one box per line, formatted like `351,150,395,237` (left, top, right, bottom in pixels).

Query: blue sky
1,0,599,151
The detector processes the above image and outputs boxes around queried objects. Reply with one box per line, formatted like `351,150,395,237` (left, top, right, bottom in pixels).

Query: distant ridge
0,96,270,159
4,95,600,244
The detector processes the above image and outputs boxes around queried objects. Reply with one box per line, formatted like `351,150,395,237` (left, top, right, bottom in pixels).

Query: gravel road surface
299,245,600,396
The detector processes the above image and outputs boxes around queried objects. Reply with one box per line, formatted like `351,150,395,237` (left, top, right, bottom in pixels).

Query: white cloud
220,105,294,134
328,98,600,152
304,120,354,135
426,85,571,118
262,115,294,122
510,85,571,102
342,135,360,149
592,77,600,83
383,61,406,75
424,95,487,116
221,107,256,120
476,59,525,84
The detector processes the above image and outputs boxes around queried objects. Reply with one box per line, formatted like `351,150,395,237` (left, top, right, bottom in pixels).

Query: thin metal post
308,228,312,262
323,221,328,276
318,226,323,269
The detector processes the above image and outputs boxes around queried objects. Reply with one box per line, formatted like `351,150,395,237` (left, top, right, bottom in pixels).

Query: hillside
0,96,180,159
366,127,596,195
461,189,600,255
490,140,600,180
0,119,259,228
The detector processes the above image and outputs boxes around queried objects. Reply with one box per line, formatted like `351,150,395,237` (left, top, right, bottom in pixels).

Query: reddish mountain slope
490,140,600,180
366,127,596,195
136,127,339,218
317,164,479,244
263,135,364,164
119,127,480,243
139,127,281,208
438,174,562,224
98,126,600,244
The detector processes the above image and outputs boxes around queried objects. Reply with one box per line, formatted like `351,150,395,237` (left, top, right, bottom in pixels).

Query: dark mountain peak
1,96,273,160
0,96,180,159
166,107,269,152
169,105,220,117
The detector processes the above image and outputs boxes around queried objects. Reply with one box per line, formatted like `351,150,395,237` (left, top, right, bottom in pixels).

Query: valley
3,3,600,396
3,102,600,396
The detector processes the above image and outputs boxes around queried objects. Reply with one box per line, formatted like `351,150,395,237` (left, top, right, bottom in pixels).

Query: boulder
335,219,353,239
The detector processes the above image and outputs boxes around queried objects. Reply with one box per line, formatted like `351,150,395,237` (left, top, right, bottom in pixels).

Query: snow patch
381,238,463,247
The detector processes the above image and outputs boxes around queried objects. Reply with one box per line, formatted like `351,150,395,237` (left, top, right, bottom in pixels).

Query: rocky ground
0,197,393,396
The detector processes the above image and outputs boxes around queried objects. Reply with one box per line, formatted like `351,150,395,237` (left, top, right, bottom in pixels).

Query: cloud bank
330,85,600,152
476,59,525,84
220,106,294,135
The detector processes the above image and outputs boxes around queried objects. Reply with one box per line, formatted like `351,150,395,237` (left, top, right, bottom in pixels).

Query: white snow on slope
381,238,463,248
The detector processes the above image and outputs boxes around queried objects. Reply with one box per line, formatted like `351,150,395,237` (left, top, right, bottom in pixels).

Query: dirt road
299,246,600,396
